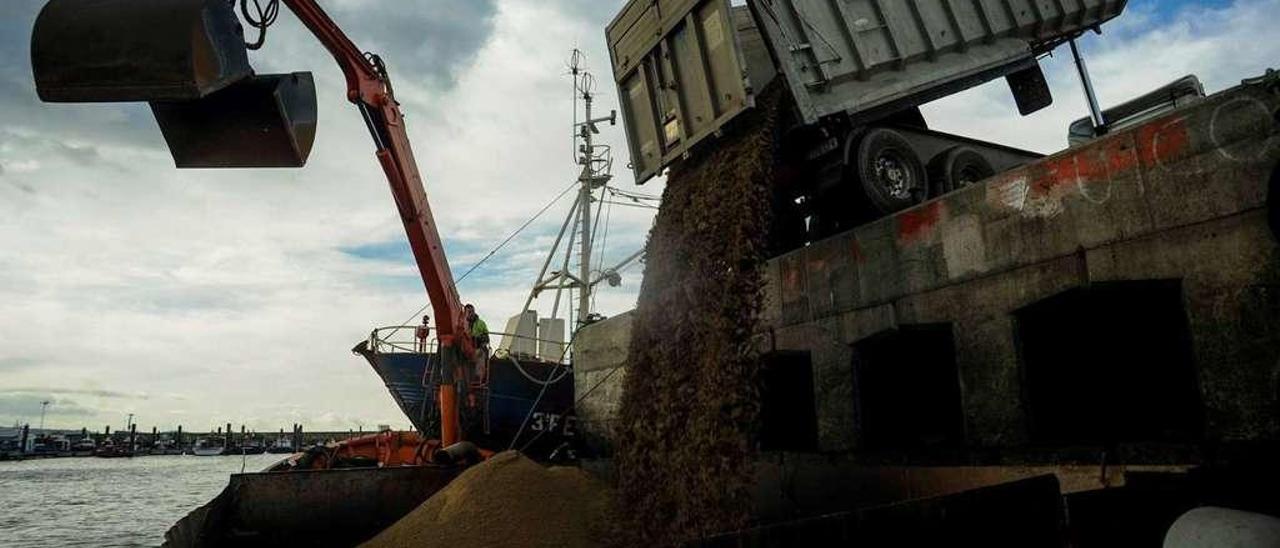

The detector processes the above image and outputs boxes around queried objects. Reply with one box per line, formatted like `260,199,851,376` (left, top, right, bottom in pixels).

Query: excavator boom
281,0,469,345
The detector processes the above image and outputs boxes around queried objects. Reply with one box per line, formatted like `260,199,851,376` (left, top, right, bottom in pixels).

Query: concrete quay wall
575,79,1280,476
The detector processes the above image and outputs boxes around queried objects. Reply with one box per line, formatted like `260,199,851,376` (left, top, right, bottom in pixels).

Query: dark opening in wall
1015,280,1203,444
758,351,819,452
852,324,965,450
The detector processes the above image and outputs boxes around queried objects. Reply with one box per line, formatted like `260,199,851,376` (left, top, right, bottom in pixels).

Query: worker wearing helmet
465,304,490,382
415,315,431,353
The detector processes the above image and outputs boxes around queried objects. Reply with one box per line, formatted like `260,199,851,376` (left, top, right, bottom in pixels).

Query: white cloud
3,159,39,173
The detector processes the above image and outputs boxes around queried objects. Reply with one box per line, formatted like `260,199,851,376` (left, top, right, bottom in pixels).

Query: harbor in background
0,423,391,461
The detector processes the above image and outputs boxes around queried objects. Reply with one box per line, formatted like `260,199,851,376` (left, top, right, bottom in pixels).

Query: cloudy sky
1,0,1276,433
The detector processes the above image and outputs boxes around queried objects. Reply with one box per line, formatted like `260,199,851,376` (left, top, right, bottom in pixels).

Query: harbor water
0,453,281,547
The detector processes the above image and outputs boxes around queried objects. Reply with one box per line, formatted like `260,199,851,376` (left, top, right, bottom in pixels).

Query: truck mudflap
163,465,461,548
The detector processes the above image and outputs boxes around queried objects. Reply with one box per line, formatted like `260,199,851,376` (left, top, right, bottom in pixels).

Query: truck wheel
930,146,996,196
853,128,926,214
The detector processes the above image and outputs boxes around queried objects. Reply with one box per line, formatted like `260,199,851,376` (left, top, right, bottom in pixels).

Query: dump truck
607,0,1127,242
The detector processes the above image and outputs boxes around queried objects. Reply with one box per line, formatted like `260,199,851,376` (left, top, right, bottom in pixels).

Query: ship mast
524,51,622,329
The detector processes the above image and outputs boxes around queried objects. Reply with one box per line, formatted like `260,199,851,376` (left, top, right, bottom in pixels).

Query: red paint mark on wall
897,201,945,244
990,116,1192,217
1137,117,1192,169
1034,137,1134,189
781,258,803,294
811,258,828,274
850,239,865,264
1106,137,1142,173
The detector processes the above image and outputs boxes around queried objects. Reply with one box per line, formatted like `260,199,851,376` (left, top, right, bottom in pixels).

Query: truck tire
929,146,996,196
852,128,926,214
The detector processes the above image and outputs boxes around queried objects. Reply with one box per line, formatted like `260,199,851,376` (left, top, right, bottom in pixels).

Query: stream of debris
613,85,784,545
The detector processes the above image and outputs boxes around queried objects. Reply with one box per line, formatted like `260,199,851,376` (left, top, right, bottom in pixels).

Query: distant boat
30,434,74,457
190,438,225,456
239,439,266,455
72,438,96,457
93,440,132,458
267,437,295,454
152,439,182,455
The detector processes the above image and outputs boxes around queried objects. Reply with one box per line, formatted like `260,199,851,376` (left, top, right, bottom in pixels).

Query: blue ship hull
352,341,576,459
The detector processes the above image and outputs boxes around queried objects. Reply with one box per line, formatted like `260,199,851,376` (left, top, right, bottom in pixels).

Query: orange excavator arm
280,0,472,446
282,0,470,349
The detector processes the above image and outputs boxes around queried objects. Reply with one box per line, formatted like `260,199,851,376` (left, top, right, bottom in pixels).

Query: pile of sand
613,83,786,545
362,451,614,548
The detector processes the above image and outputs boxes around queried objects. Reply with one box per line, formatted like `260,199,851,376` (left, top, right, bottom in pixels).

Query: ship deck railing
366,326,571,365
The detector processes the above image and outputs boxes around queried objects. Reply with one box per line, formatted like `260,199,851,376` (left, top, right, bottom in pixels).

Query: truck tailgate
607,0,759,184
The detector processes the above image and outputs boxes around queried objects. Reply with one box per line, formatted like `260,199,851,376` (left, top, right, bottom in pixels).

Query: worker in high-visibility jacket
465,304,490,382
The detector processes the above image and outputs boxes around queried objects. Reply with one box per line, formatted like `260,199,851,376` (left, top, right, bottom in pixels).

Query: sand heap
362,451,614,548
613,84,784,545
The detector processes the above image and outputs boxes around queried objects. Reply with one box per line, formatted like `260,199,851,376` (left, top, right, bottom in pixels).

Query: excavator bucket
31,0,252,102
151,72,318,168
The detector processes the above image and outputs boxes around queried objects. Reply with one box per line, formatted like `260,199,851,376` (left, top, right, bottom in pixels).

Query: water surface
0,454,281,547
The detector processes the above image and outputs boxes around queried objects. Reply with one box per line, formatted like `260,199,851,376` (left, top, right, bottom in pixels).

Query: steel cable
394,179,579,332
240,0,279,50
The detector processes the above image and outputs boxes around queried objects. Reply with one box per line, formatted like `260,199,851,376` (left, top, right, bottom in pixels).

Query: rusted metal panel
606,0,757,184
